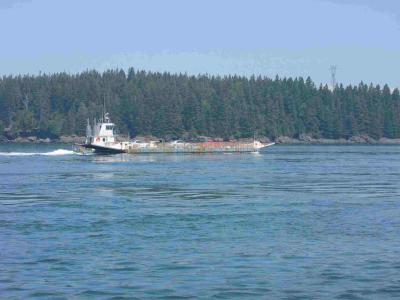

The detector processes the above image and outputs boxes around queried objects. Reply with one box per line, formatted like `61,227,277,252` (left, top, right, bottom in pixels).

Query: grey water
1,144,400,299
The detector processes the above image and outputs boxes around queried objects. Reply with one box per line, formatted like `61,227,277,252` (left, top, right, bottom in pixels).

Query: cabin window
106,125,114,130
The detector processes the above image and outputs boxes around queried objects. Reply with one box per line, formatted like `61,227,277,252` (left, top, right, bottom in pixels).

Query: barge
81,113,274,154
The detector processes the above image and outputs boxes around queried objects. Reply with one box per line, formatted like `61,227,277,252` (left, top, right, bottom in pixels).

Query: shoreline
1,135,400,145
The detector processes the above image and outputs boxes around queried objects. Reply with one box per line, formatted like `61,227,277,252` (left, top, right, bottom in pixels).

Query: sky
0,0,400,87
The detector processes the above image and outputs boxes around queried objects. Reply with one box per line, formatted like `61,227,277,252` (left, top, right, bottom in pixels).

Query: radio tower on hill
330,65,337,90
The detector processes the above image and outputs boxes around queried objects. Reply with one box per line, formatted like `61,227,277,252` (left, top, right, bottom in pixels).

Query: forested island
1,68,400,144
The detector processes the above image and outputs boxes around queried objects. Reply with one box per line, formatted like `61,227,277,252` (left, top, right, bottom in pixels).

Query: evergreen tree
0,69,399,140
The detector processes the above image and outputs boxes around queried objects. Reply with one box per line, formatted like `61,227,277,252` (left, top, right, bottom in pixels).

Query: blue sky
1,0,400,87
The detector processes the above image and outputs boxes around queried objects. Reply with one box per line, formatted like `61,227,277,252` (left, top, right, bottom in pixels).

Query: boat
81,112,274,154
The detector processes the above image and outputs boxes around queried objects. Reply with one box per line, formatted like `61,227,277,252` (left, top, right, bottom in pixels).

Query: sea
1,144,400,299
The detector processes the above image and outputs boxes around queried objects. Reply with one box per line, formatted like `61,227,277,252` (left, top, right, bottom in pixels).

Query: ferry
81,113,274,154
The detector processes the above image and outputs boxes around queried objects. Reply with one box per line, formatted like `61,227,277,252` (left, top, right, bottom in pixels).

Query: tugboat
82,113,127,154
82,112,274,154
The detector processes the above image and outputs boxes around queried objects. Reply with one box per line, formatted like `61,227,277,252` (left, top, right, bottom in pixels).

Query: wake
0,149,77,156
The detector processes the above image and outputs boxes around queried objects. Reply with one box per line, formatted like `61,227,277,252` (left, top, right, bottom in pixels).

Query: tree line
0,68,399,140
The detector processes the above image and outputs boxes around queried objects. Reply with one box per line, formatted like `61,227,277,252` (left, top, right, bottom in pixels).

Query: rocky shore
1,134,400,145
274,134,400,145
0,135,86,144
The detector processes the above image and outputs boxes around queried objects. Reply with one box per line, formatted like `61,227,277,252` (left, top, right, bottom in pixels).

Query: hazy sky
1,0,400,87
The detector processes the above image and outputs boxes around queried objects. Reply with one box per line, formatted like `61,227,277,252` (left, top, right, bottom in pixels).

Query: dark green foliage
0,70,399,139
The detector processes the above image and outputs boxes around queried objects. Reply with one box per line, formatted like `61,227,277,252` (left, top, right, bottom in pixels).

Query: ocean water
1,144,400,299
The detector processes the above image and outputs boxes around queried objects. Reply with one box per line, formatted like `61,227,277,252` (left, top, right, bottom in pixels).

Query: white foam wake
0,149,76,156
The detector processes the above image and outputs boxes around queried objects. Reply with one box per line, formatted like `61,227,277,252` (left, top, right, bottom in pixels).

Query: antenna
330,65,337,89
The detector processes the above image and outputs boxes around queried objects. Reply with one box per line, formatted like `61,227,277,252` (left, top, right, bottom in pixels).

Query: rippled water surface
1,144,400,299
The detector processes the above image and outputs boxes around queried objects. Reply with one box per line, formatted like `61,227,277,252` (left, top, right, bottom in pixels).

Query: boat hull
82,143,126,154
